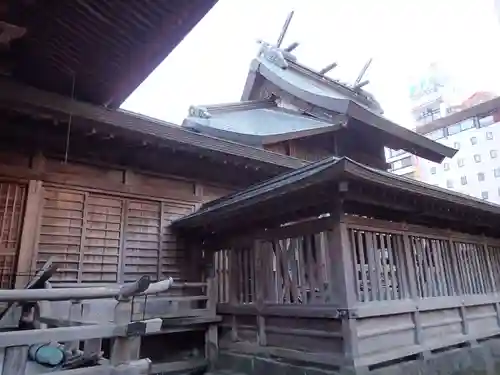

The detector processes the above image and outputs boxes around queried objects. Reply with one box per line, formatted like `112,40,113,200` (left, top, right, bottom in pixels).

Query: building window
486,131,494,140
390,156,413,171
460,176,467,185
460,118,475,131
471,136,478,145
491,150,498,159
426,129,445,140
478,113,495,128
430,167,437,175
389,149,406,158
482,191,489,200
478,172,485,181
447,123,462,136
495,168,500,177
443,163,450,171
474,154,482,163
457,158,465,167
454,142,461,149
446,180,453,188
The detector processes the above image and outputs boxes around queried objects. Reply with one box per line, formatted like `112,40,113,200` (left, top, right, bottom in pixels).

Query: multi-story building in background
387,95,500,203
408,63,464,126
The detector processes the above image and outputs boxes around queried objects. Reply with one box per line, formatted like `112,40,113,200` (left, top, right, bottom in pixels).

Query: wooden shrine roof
187,56,457,163
0,0,217,107
0,78,307,175
173,156,500,237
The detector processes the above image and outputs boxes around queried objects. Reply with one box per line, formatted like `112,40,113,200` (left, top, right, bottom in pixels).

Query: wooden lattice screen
37,187,195,283
0,182,26,288
348,223,500,303
215,231,332,305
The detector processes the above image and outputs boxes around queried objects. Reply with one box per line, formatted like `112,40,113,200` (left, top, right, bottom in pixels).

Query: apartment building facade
387,96,500,203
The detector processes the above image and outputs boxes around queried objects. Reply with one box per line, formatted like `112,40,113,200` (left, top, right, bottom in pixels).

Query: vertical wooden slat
117,199,128,284
297,236,308,303
402,233,418,299
305,235,317,302
357,231,369,302
0,183,10,247
472,243,485,294
273,242,283,303
441,240,455,295
77,193,89,283
157,202,165,281
483,240,497,294
380,234,390,300
462,243,475,294
430,240,444,296
449,239,464,295
350,229,361,302
393,235,406,299
386,234,397,300
365,232,378,301
7,184,18,250
434,240,447,296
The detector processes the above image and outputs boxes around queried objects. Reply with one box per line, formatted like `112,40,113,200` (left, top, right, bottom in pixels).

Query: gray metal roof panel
186,107,333,137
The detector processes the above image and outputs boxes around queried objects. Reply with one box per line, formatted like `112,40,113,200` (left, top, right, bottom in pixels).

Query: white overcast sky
122,0,500,128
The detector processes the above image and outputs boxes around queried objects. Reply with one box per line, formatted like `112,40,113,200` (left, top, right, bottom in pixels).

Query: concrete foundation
211,338,500,375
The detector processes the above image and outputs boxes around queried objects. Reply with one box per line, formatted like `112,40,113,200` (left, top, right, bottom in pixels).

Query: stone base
213,338,500,375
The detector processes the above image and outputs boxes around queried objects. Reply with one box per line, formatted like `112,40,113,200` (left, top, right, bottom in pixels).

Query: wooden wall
265,139,333,162
0,151,235,287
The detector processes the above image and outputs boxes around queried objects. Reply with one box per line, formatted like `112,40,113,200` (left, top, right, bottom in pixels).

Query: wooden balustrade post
82,302,102,357
110,278,150,367
328,193,361,371
2,345,29,375
401,230,424,349
205,251,219,364
229,249,239,342
254,240,267,347
65,299,82,352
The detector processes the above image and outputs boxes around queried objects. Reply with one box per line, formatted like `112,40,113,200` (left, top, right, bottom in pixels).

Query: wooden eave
173,156,500,237
2,0,218,107
0,78,307,173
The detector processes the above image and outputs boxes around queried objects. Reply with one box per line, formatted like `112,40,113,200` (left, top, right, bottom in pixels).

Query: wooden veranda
174,156,500,373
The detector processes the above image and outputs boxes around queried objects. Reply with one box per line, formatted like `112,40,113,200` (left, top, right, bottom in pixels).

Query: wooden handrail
0,277,174,302
49,281,206,289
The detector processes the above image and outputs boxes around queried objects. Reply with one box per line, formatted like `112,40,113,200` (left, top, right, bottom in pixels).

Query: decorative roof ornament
256,10,299,69
188,105,211,119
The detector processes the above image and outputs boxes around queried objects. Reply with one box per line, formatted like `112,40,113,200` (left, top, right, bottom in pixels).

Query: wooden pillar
65,299,83,351
110,281,145,368
15,180,43,288
254,240,267,346
327,190,360,369
205,250,218,364
2,345,28,375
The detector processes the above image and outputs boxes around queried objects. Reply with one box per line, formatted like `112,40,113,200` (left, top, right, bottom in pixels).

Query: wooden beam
0,77,305,171
15,180,44,288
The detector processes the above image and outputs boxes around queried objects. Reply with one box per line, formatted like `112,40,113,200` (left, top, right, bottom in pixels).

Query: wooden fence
213,215,500,370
